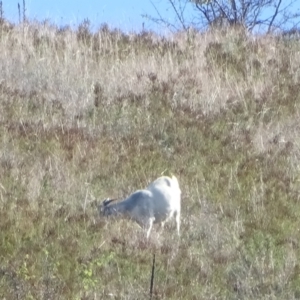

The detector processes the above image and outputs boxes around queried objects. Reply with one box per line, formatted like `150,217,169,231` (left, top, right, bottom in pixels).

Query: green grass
1,20,300,299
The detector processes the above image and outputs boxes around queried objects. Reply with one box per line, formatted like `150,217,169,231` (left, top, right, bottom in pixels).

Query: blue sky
3,0,181,32
3,0,300,33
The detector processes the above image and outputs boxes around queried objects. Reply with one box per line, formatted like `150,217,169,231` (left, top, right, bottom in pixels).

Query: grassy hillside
1,19,300,299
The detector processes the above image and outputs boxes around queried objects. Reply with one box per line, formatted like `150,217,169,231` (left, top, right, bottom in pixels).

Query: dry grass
1,19,300,299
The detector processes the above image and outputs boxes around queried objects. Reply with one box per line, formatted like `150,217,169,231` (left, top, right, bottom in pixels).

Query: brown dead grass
1,20,300,299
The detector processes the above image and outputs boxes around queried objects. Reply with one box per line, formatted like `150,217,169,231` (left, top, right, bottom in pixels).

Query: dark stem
149,253,155,300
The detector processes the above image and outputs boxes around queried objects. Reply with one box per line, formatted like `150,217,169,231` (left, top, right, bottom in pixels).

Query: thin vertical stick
18,3,21,24
0,1,3,22
149,253,155,300
23,0,26,23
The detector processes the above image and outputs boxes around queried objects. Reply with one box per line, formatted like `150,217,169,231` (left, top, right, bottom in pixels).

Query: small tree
145,0,300,33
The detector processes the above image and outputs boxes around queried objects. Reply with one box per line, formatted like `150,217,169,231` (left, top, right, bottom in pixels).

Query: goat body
99,175,181,238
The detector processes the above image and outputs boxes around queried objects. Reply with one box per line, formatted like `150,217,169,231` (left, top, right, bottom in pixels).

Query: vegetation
1,18,300,299
146,0,300,33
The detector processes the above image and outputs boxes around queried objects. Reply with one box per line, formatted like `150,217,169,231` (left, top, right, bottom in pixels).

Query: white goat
99,175,181,238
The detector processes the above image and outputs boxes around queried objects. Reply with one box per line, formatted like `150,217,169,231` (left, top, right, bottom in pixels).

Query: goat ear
103,198,116,206
102,198,110,205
